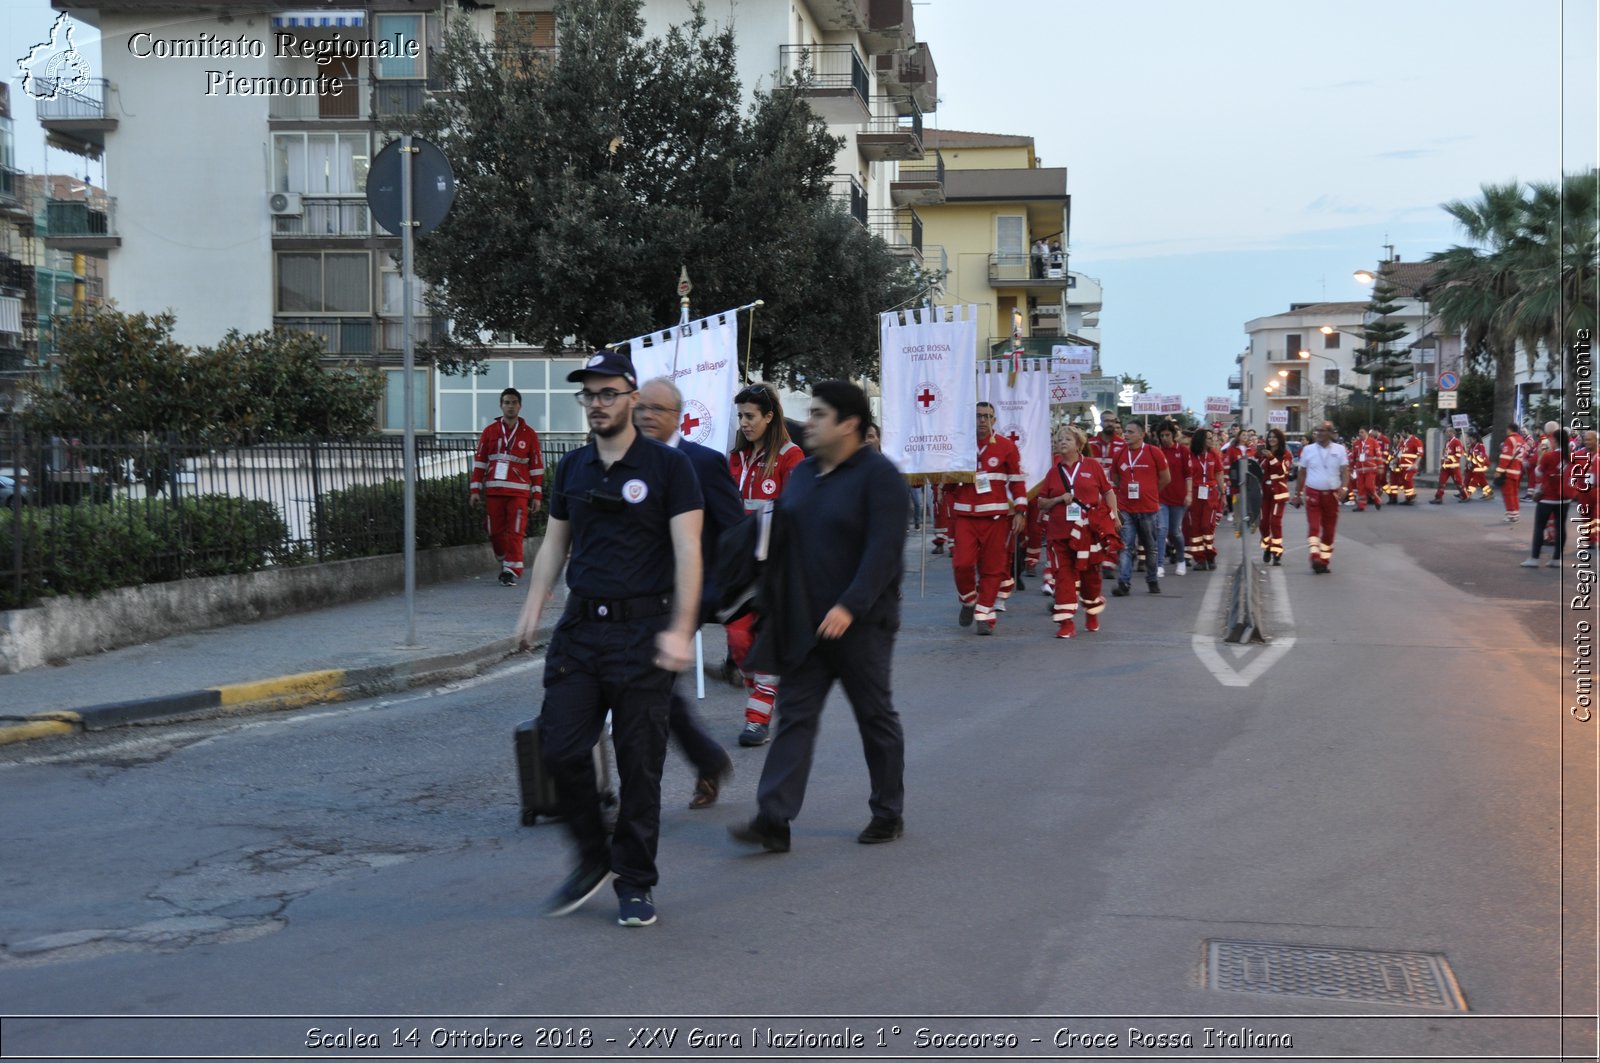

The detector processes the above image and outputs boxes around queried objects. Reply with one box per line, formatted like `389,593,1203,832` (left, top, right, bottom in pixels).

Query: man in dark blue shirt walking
514,351,703,928
729,380,908,853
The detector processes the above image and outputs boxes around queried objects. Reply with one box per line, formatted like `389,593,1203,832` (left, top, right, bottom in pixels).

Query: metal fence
0,430,589,610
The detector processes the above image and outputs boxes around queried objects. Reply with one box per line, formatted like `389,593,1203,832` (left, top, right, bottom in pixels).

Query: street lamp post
1298,348,1339,426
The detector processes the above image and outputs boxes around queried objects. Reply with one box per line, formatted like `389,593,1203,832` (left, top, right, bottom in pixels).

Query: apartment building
1240,301,1366,435
909,129,1088,366
36,0,940,436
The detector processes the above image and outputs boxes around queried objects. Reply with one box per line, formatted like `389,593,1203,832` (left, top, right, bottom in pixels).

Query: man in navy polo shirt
514,350,703,928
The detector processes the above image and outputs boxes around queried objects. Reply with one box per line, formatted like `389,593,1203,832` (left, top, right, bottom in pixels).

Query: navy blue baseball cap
567,349,637,386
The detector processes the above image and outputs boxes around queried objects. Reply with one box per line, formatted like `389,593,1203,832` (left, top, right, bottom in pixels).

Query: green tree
1352,279,1413,428
1428,174,1598,454
23,310,382,444
404,0,923,383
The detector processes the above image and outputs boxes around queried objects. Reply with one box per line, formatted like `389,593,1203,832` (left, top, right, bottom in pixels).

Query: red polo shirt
1113,442,1168,514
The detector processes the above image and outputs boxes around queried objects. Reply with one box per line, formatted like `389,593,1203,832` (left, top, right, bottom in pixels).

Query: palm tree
1427,181,1538,455
1508,170,1599,384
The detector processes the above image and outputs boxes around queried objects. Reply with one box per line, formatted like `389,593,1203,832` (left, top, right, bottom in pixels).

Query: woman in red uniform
725,382,805,746
1037,426,1121,639
1184,428,1226,570
1257,427,1293,566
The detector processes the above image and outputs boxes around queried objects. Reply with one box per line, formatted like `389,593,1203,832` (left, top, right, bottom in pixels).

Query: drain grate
1205,940,1467,1011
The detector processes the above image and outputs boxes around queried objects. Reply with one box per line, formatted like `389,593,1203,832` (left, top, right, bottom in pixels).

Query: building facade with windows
39,0,941,438
910,129,1082,365
1240,301,1367,435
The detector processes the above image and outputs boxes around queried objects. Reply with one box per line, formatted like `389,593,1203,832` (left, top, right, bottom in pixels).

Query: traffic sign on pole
1437,390,1459,409
1438,371,1459,391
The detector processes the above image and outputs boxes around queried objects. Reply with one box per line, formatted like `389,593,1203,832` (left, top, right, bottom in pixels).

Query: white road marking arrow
1191,558,1296,687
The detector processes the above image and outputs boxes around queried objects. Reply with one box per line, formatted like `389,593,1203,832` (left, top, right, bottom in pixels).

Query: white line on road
1190,559,1297,688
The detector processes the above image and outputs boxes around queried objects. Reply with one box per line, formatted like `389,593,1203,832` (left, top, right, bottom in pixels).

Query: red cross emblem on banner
916,388,938,409
1007,431,1022,444
681,413,700,436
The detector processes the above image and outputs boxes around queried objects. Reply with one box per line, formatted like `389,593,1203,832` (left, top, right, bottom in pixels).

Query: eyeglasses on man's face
574,388,636,408
635,403,678,416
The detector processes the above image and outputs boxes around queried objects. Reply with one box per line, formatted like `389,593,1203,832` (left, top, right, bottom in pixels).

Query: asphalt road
0,497,1592,1062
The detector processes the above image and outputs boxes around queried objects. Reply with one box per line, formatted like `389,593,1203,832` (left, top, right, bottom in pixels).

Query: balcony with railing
779,45,869,124
42,197,119,252
988,250,1068,289
272,198,373,239
267,76,371,121
859,96,922,162
275,317,375,355
381,316,437,351
1228,372,1242,390
375,79,434,118
874,41,937,113
892,147,944,206
985,335,1092,365
829,175,868,227
868,208,921,265
864,0,916,53
36,78,117,158
0,254,28,293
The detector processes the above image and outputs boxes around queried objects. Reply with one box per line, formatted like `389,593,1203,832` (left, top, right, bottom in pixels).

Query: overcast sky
7,0,1596,410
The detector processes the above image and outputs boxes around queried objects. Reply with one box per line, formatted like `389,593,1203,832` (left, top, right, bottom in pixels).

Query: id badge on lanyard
1197,485,1208,499
975,472,993,494
494,423,514,481
1066,502,1083,522
1127,480,1140,500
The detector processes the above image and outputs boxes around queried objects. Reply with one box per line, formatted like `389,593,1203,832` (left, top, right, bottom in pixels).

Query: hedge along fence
0,496,295,610
312,472,502,561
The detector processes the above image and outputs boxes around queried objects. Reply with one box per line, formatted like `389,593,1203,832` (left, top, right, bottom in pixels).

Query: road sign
1437,390,1459,409
367,137,456,236
1438,371,1459,391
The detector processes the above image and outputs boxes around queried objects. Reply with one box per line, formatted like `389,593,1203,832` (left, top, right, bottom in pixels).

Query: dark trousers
668,690,728,777
756,622,904,825
540,611,672,893
1532,500,1571,559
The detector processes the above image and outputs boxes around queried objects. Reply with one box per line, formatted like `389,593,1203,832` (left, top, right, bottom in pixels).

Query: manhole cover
1205,940,1467,1011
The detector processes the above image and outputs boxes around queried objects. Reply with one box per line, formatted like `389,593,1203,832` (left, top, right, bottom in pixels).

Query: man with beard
514,351,703,929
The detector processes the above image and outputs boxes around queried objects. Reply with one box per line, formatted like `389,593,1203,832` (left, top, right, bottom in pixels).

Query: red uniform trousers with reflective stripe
1500,474,1521,514
484,495,528,577
1047,539,1105,625
1305,487,1341,568
953,515,1011,623
724,613,779,726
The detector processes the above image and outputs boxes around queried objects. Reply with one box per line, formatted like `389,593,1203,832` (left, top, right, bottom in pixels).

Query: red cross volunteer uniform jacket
469,417,544,506
948,434,1027,518
730,442,805,515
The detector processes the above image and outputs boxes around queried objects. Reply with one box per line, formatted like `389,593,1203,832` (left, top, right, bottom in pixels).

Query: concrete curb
0,637,525,747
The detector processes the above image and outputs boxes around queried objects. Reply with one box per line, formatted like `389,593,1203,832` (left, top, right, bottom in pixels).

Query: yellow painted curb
0,720,77,745
216,669,347,710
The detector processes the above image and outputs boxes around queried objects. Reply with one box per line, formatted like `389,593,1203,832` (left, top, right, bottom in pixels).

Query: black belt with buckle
571,593,672,622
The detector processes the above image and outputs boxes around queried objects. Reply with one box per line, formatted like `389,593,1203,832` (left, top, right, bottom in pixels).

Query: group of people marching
927,407,1301,640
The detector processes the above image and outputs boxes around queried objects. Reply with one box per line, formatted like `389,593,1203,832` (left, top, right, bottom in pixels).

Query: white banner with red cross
626,311,740,449
979,357,1051,493
880,304,979,479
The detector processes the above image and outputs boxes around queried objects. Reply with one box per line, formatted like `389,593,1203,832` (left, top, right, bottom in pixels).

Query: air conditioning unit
268,192,303,216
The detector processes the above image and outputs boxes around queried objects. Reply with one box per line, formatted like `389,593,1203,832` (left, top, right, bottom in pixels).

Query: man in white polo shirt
1291,421,1351,574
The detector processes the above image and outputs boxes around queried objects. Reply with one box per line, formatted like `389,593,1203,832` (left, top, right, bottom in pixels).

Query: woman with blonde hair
1036,424,1121,638
725,382,805,746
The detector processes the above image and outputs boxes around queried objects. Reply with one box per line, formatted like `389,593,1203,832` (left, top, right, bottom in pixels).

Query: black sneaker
728,815,791,853
497,570,516,586
958,604,975,627
542,862,613,917
1428,498,1442,505
737,722,769,747
1111,582,1130,597
1147,581,1160,594
617,891,657,927
857,815,904,844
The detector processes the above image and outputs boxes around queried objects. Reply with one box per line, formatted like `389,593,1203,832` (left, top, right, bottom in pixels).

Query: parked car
0,471,27,508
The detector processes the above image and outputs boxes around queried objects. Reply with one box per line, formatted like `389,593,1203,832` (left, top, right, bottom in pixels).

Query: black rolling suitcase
515,717,617,826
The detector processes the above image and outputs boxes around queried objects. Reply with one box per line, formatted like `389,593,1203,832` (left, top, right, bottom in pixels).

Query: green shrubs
0,495,293,610
312,472,497,560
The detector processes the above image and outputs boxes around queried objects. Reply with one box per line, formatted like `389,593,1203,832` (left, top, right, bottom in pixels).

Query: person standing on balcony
726,383,805,747
1032,238,1048,279
469,387,544,586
